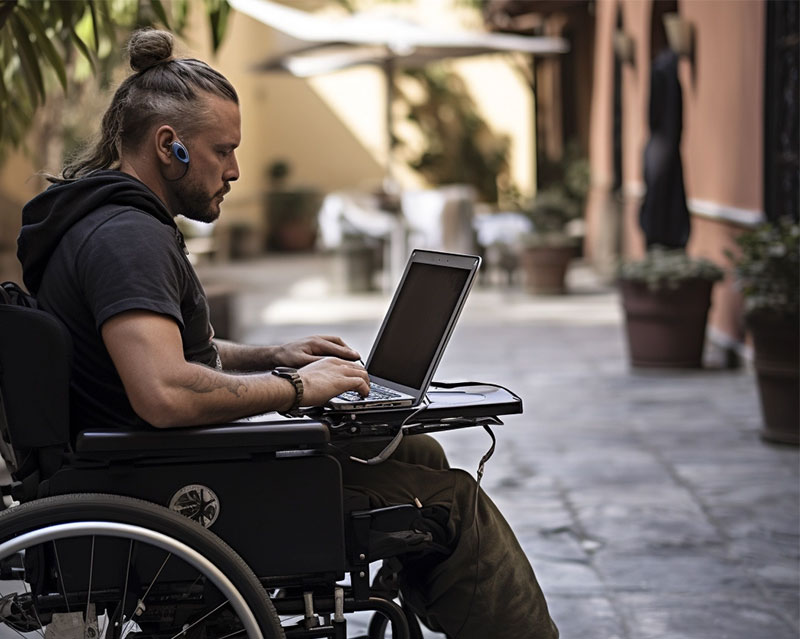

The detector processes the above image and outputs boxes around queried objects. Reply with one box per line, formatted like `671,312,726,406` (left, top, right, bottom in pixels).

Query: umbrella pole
383,56,396,191
382,56,407,290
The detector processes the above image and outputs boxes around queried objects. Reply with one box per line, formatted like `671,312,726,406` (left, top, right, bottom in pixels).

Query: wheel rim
0,521,264,639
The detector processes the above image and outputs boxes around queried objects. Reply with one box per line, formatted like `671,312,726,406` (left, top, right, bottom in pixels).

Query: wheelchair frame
0,295,515,639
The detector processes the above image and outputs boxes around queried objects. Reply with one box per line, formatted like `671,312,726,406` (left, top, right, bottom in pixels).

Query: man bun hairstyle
127,28,175,72
58,28,238,181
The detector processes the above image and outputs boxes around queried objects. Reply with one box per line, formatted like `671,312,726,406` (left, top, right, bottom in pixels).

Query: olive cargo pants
339,435,559,639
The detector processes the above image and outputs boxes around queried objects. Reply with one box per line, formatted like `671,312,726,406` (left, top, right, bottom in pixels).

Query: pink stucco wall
585,0,765,343
679,0,764,211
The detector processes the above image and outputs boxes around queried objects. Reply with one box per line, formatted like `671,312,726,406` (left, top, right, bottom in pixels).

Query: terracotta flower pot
521,244,576,295
747,311,800,445
620,278,713,368
265,190,320,252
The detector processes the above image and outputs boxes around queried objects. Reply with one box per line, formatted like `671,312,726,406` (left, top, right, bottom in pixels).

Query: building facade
581,0,796,353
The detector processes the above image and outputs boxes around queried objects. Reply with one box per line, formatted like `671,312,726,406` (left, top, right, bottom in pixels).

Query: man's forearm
215,339,278,371
152,361,295,427
101,313,370,427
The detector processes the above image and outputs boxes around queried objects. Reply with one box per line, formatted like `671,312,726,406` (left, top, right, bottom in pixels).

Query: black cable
164,162,190,182
473,424,496,518
453,424,496,638
347,398,431,465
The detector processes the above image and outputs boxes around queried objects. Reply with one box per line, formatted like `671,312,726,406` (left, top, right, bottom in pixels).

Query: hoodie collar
17,170,175,294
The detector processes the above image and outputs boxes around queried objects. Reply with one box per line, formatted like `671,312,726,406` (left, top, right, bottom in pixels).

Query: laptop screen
368,261,471,390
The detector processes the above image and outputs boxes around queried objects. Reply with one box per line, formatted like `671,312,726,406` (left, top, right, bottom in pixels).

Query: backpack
0,281,37,309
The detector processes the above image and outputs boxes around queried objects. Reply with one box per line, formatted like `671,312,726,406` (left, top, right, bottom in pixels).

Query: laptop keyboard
338,383,403,402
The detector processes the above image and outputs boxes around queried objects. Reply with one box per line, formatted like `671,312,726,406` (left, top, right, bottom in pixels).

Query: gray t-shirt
37,205,219,435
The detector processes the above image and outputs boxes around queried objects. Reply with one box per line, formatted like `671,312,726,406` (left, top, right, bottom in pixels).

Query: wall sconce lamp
663,13,694,60
613,30,636,66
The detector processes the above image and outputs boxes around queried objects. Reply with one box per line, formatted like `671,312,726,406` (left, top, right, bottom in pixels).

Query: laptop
327,249,481,412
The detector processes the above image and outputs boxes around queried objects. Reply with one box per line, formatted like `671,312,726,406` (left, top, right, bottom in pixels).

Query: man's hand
297,357,370,407
273,335,361,368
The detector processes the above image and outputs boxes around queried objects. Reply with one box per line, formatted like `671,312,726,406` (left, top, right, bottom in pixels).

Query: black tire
0,493,284,638
366,599,423,639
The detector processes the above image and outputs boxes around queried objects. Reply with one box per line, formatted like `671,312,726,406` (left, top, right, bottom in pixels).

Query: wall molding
606,186,765,228
687,198,765,227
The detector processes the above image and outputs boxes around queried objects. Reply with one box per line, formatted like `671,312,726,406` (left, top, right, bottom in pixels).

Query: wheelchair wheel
366,599,424,639
0,493,284,638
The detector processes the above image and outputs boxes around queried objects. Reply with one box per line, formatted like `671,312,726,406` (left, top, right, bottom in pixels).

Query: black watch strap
271,366,304,415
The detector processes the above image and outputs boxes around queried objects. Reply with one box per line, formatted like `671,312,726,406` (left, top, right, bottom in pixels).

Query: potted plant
618,248,724,368
517,145,590,295
728,217,799,444
264,160,321,252
519,188,583,294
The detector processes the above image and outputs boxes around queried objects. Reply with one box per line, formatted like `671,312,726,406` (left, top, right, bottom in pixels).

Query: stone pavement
198,253,800,639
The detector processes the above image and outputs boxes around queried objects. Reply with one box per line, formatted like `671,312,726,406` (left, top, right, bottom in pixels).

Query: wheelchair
0,290,518,639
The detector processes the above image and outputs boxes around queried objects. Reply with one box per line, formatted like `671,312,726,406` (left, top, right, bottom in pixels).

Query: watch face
273,367,303,409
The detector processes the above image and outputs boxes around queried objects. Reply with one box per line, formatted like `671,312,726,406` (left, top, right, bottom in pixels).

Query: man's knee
392,434,450,470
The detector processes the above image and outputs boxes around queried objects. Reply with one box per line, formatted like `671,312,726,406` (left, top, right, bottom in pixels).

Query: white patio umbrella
227,0,569,183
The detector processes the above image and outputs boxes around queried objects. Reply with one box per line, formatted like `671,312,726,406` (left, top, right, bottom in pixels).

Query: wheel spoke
0,592,39,638
52,539,71,613
182,574,203,599
0,495,280,638
168,599,228,639
140,552,171,605
20,575,45,639
115,539,134,637
86,535,95,623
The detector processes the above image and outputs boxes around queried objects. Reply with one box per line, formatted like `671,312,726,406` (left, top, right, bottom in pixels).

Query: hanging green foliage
399,65,510,203
0,0,231,158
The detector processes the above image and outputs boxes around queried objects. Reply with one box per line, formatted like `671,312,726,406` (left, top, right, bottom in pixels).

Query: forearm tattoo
185,370,247,398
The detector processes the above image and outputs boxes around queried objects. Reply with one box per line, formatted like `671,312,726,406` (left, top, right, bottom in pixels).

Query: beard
172,173,229,224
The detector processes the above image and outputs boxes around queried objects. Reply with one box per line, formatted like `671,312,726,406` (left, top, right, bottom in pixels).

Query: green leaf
87,0,99,52
9,12,45,105
17,4,68,91
94,0,117,47
149,0,171,29
1,20,13,68
205,0,230,52
0,65,7,103
69,25,96,73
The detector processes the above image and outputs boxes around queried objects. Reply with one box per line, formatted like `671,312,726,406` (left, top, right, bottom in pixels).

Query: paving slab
197,254,800,638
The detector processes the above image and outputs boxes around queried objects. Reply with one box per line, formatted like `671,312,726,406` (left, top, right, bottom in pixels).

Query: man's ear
154,125,178,166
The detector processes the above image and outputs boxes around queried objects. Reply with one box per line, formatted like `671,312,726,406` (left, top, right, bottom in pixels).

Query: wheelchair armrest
75,419,330,458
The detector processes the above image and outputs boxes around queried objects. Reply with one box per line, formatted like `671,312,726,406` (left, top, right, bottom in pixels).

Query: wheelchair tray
318,381,522,437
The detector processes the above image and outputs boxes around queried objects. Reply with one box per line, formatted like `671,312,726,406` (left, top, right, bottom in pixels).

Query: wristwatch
271,366,304,415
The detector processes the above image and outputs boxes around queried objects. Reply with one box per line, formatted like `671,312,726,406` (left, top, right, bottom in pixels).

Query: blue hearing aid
171,140,190,164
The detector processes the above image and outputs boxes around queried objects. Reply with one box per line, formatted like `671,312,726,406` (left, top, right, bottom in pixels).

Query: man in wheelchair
7,28,558,639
